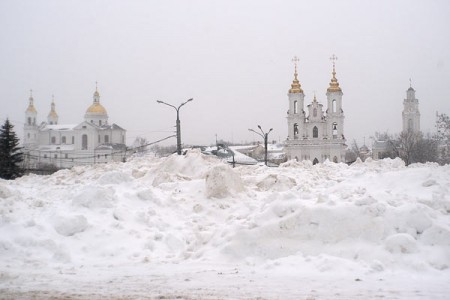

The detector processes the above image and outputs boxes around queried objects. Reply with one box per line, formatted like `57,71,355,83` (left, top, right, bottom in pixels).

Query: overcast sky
1,0,449,148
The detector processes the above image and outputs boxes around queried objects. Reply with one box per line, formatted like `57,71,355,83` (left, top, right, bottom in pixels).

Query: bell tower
287,56,305,140
402,80,420,133
326,54,345,140
47,95,59,125
24,90,39,148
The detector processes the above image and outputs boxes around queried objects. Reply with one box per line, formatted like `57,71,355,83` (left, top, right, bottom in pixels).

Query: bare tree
132,136,148,154
412,133,438,164
397,130,421,165
436,113,450,164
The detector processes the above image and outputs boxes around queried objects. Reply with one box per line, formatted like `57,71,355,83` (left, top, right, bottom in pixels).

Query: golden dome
48,110,58,118
289,72,303,94
26,92,37,113
26,104,37,113
48,97,58,118
86,103,107,114
327,65,342,93
289,56,303,94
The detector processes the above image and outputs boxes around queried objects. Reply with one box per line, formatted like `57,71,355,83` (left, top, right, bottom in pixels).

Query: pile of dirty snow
0,151,449,299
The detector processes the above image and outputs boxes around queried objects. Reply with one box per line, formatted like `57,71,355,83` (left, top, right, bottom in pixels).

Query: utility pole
249,125,273,166
157,98,193,155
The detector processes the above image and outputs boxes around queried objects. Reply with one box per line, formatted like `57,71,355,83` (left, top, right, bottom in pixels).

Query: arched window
62,136,66,144
82,134,88,150
105,135,109,143
51,136,56,144
408,119,413,130
313,126,318,138
333,156,338,163
72,136,75,144
313,108,317,117
313,158,319,165
293,123,298,138
294,101,298,114
332,99,337,113
28,117,31,125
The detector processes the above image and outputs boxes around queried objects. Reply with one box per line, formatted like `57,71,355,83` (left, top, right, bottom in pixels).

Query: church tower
402,82,420,133
47,95,59,125
326,55,345,140
24,90,39,148
84,83,108,126
287,56,306,140
284,55,347,164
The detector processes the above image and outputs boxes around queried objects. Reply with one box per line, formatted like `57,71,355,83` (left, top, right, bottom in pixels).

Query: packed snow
1,151,449,299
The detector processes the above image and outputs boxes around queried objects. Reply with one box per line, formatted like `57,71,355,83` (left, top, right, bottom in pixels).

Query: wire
21,134,176,161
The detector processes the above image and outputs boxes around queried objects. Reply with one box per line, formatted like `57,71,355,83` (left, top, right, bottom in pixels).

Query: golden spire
48,94,58,119
94,81,100,98
26,89,37,113
327,54,342,93
289,56,303,94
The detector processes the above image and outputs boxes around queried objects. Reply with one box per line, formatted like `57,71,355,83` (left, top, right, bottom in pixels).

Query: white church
22,86,127,169
284,57,347,164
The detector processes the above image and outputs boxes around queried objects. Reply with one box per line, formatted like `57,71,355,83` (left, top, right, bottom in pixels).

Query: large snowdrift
1,151,449,299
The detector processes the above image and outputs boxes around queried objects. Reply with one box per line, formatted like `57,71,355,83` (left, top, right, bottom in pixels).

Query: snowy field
1,151,449,299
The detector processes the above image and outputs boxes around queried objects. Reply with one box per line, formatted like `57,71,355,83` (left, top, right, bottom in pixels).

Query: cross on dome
289,56,303,94
330,54,338,67
292,56,300,74
327,54,342,93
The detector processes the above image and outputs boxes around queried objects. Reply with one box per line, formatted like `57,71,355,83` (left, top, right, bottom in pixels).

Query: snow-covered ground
1,150,449,299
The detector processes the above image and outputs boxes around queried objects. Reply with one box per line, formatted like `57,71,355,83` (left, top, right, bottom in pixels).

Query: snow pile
0,151,449,298
205,164,244,198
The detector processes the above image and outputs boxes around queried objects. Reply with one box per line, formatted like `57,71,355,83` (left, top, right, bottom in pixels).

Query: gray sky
1,0,449,148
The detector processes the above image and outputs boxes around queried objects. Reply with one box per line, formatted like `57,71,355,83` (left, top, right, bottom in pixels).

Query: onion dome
327,59,342,93
48,96,58,119
86,85,108,116
289,57,303,94
26,90,37,113
327,64,342,93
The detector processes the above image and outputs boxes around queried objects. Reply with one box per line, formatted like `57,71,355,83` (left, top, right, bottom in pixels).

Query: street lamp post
157,98,193,155
248,125,273,166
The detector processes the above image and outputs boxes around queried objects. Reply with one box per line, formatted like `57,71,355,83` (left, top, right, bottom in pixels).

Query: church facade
22,87,127,169
284,58,347,164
